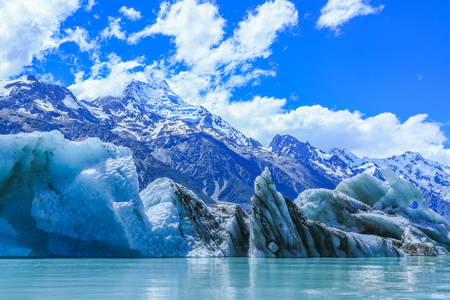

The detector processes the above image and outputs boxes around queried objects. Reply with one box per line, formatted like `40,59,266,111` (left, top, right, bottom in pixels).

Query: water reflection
0,256,448,300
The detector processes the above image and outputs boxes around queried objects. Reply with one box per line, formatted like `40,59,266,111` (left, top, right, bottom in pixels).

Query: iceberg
249,168,402,257
0,131,151,256
336,173,388,206
0,131,248,257
141,177,249,257
296,169,450,256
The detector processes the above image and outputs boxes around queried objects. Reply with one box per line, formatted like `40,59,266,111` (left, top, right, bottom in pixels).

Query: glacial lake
0,256,449,299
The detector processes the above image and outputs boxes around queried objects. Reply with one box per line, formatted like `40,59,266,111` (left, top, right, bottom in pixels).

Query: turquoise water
0,257,449,299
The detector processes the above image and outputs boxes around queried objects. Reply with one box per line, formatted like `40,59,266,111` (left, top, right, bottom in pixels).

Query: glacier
0,131,448,258
0,131,150,256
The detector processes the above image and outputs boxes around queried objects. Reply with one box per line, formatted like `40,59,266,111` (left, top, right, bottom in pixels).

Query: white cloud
101,17,126,40
61,27,97,52
0,0,80,79
85,0,96,12
119,6,142,21
128,0,226,67
317,0,384,31
69,54,149,100
216,98,450,165
226,0,298,64
37,72,63,85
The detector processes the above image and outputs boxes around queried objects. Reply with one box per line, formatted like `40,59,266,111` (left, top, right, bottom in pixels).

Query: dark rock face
171,181,250,256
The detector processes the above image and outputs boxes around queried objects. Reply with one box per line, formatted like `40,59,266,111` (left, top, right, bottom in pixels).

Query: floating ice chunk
249,167,307,257
0,131,150,257
141,177,249,257
295,188,371,230
295,170,450,256
250,168,402,258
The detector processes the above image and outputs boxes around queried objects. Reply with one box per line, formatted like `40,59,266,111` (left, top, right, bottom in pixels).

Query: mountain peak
400,151,424,161
269,134,311,157
9,75,39,85
0,75,39,93
88,77,261,148
121,79,187,108
22,75,38,82
125,79,171,93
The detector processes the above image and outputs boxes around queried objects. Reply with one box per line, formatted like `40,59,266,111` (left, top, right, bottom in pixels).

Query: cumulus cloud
85,0,96,12
61,27,97,52
317,0,384,31
128,0,226,66
37,72,63,85
126,0,297,106
119,6,142,21
69,53,150,100
217,98,450,164
101,17,126,40
0,0,80,79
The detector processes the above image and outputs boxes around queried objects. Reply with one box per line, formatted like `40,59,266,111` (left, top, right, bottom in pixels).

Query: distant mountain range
0,75,448,220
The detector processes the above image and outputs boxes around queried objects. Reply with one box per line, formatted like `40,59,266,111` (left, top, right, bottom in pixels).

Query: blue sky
1,0,449,164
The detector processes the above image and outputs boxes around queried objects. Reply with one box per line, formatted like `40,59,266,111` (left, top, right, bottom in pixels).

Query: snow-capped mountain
0,75,448,219
84,80,260,148
0,75,97,124
269,134,355,179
